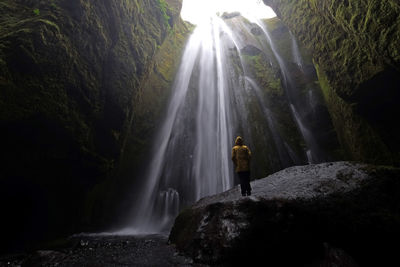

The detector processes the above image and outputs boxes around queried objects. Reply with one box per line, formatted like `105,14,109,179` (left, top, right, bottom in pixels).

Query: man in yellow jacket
232,136,252,196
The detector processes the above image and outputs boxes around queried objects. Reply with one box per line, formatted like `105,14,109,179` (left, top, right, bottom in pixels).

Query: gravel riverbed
0,234,206,267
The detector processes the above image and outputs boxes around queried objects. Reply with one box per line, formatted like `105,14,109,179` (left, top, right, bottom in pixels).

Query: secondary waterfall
251,18,326,163
120,10,328,234
290,32,304,69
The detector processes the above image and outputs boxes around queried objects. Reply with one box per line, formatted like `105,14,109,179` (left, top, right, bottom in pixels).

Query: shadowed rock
169,162,400,266
250,26,263,36
221,12,241,20
240,45,263,56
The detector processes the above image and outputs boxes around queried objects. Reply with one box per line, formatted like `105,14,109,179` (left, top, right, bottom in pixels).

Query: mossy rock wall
0,0,188,252
263,0,400,165
85,15,193,230
225,15,341,177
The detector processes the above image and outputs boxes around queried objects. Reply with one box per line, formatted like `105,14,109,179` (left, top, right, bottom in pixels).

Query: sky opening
181,0,276,24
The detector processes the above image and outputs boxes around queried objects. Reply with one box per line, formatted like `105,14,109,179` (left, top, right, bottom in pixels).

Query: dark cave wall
0,0,188,251
263,0,400,165
84,7,193,231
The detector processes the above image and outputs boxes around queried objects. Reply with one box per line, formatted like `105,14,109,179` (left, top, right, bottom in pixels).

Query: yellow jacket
232,136,251,173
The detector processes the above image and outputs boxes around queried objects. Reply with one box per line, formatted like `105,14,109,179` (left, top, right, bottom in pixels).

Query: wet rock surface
0,234,204,267
170,162,400,266
263,0,400,165
193,162,368,207
221,12,241,20
240,45,263,56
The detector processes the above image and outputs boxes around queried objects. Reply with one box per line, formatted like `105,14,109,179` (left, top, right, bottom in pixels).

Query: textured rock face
169,162,400,266
263,0,400,165
223,15,341,177
0,0,189,251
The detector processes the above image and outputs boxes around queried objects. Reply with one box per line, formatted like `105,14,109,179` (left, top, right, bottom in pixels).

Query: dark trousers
238,171,251,196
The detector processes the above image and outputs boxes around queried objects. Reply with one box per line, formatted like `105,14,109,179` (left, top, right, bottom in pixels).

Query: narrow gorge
0,0,399,266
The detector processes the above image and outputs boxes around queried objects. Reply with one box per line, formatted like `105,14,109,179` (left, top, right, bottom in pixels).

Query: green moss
243,54,283,97
131,0,142,13
157,0,171,30
264,17,281,31
123,18,192,174
38,19,60,32
315,63,392,164
33,8,40,16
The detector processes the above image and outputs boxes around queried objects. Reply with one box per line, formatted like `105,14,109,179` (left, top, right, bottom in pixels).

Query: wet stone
0,235,206,267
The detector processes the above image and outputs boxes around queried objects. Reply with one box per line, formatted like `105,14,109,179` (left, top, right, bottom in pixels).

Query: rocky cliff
170,162,400,266
263,0,400,165
0,0,190,252
233,16,342,176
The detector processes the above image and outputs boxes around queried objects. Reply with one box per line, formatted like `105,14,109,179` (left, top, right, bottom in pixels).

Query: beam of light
181,0,276,24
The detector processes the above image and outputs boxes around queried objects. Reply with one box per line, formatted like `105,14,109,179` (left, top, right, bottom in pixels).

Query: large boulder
169,162,400,266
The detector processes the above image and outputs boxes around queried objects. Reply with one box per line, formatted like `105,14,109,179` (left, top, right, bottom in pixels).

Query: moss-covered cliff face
0,0,189,252
223,15,340,177
84,14,193,230
263,0,400,165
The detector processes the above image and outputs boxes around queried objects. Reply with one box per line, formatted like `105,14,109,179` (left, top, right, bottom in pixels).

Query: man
231,136,252,196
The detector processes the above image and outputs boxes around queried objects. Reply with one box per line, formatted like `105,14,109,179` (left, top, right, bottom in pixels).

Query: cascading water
120,15,241,234
245,76,301,167
157,188,180,228
120,1,329,234
249,17,327,163
290,32,304,69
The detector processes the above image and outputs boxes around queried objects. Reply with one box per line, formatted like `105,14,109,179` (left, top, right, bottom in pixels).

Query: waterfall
245,77,300,167
251,18,326,163
290,104,320,164
290,31,303,69
120,15,240,234
158,188,180,229
120,10,327,234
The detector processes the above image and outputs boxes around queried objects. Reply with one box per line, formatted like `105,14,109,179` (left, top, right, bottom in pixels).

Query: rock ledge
170,162,400,266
